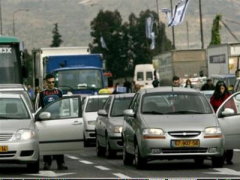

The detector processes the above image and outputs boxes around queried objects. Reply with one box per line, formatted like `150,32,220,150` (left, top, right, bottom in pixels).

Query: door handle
72,121,82,125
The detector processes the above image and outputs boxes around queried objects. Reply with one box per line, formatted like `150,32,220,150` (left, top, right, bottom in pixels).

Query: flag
168,0,190,27
150,32,155,50
100,36,107,49
145,16,154,39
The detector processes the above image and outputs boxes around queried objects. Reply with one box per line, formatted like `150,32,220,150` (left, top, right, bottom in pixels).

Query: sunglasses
47,81,55,84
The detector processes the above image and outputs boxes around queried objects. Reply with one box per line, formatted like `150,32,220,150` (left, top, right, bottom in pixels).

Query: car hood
83,112,98,121
0,120,33,133
141,114,218,131
109,116,124,126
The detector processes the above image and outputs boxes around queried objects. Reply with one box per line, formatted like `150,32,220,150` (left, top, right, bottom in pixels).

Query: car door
217,92,240,150
35,96,84,155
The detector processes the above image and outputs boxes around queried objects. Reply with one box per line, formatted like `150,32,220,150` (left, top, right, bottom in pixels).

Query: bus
0,36,26,84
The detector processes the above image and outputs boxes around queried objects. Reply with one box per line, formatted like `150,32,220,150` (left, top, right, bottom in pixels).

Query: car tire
96,136,105,157
26,157,39,173
106,138,116,158
83,134,90,147
212,156,224,168
123,142,133,165
134,143,147,169
194,158,204,166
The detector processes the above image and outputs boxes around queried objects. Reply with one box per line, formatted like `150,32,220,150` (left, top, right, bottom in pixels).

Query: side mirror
123,109,135,117
221,108,235,116
38,112,51,120
98,109,108,116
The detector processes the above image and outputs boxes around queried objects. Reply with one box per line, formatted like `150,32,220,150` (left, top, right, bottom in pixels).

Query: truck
206,43,240,89
45,54,105,94
152,49,206,86
33,46,90,90
0,35,27,83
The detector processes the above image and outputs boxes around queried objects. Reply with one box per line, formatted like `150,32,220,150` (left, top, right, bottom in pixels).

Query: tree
50,23,63,47
89,9,172,79
209,14,222,45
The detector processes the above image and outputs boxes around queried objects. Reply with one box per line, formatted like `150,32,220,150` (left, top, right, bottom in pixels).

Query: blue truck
44,54,105,95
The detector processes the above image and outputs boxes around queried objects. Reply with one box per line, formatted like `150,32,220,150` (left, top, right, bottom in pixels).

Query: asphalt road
0,144,239,179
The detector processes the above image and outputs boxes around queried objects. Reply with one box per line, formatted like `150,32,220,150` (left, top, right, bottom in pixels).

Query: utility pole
199,0,204,49
170,0,175,49
186,21,189,48
0,0,2,35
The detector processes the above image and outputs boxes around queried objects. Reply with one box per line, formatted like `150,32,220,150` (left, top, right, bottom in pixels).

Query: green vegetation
89,9,172,79
209,14,222,46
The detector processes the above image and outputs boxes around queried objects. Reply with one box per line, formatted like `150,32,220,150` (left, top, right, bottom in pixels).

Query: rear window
137,72,143,81
146,71,153,80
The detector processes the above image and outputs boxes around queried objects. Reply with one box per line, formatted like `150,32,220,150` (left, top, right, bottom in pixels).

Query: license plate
0,146,8,152
173,140,199,147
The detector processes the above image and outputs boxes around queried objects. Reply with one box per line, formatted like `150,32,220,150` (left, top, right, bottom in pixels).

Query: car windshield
0,98,30,119
56,69,104,89
85,97,108,112
142,92,213,115
111,97,132,117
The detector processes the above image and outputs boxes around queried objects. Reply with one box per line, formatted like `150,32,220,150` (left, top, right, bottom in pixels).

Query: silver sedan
95,93,134,158
122,87,228,169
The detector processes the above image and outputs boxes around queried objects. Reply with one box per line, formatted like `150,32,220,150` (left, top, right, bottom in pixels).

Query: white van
133,64,156,89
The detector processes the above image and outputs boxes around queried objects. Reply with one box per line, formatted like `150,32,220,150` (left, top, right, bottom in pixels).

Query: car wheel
134,143,146,169
83,134,90,147
212,156,224,168
26,157,39,173
106,138,116,158
96,136,105,157
194,158,204,166
123,142,133,165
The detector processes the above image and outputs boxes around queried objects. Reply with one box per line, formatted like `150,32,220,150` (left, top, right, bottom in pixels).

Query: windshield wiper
167,110,205,114
142,111,164,115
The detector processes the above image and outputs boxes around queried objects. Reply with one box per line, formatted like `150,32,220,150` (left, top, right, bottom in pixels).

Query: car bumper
0,140,39,163
139,137,224,159
109,134,123,151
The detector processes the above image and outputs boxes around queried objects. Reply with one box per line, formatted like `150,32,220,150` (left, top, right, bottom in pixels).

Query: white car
82,95,109,147
0,93,85,172
0,93,39,173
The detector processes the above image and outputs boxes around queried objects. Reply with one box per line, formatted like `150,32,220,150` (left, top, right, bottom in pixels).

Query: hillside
1,0,240,51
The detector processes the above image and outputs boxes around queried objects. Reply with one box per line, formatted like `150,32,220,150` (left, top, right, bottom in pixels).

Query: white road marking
95,166,110,170
25,171,75,177
65,155,79,160
234,149,240,152
205,168,240,176
79,160,94,164
113,173,131,178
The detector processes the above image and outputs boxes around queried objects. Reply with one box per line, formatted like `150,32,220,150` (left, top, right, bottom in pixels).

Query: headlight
142,128,165,139
204,127,222,138
112,126,123,133
10,129,35,141
87,120,96,125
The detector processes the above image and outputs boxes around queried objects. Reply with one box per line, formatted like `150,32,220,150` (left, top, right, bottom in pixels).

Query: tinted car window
142,92,213,114
111,97,132,117
86,97,108,112
0,98,30,119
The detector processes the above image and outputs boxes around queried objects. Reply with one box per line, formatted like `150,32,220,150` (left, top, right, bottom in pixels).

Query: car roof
0,93,22,98
0,84,27,91
139,87,200,94
87,95,110,99
112,93,135,98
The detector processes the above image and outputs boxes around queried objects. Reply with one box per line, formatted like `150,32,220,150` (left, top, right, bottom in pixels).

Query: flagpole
0,0,2,35
170,0,176,49
199,0,204,49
